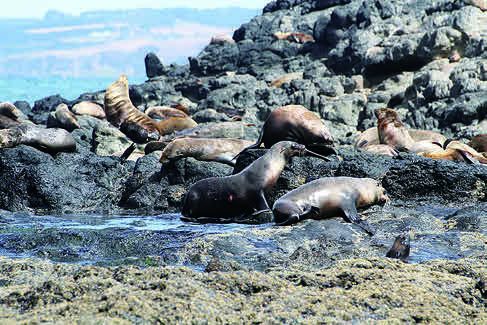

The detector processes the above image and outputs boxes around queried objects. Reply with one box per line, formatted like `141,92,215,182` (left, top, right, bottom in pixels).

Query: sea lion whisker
304,149,331,161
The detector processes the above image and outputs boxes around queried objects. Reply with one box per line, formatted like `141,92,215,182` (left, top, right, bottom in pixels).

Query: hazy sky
0,0,269,18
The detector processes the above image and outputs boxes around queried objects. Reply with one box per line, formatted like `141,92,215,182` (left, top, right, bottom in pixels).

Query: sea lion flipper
341,202,376,235
252,191,270,215
120,143,137,163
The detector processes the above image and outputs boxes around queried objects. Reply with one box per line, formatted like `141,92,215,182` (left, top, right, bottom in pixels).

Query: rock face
144,52,166,79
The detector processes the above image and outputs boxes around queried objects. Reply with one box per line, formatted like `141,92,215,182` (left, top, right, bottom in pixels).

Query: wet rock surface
0,0,486,321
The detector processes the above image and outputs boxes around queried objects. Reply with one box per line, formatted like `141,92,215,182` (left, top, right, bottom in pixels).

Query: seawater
0,75,146,105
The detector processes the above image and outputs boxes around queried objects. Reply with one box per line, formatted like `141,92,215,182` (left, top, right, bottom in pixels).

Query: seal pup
181,141,328,223
375,108,443,153
158,138,254,166
272,177,389,235
236,105,335,158
145,106,188,120
47,103,80,132
72,101,106,119
0,124,76,153
386,231,411,262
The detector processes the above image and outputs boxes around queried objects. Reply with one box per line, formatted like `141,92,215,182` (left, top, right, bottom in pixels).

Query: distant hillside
0,8,259,78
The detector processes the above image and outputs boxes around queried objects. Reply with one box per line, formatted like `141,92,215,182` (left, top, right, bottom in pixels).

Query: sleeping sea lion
157,138,254,166
181,141,329,223
419,140,487,164
145,106,188,120
0,124,76,153
72,101,106,119
355,127,446,149
272,177,388,235
47,103,80,132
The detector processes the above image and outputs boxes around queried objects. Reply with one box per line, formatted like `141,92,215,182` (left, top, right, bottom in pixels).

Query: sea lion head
357,180,389,207
272,200,302,225
120,121,160,143
272,141,307,158
374,108,403,128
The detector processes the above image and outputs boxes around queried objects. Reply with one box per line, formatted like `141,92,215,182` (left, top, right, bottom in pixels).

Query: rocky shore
0,0,486,321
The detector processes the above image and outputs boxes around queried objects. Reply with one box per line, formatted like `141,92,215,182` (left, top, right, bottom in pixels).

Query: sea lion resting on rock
104,75,197,143
159,121,250,142
72,101,106,119
156,138,254,166
274,32,315,43
0,124,76,153
469,134,487,154
355,127,446,149
374,108,443,154
145,106,188,120
0,102,29,129
181,141,329,224
418,140,487,164
272,177,387,235
236,105,335,158
47,104,80,132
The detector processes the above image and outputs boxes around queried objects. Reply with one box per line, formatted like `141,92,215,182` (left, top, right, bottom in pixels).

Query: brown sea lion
272,177,388,234
0,124,76,152
419,140,487,164
210,34,235,45
386,231,411,262
158,138,254,166
72,101,106,119
104,75,162,144
0,102,26,120
47,103,80,132
361,144,399,157
181,141,329,223
355,127,446,149
237,105,335,158
274,32,315,43
270,72,303,88
145,106,188,120
469,134,487,153
375,108,443,153
157,117,198,136
0,115,21,129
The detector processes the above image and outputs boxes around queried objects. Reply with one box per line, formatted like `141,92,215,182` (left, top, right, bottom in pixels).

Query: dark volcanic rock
144,52,166,79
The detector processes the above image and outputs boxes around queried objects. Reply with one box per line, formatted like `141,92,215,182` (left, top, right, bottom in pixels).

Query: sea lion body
271,72,303,88
48,103,80,132
0,102,26,121
181,141,308,223
0,115,20,129
104,75,161,143
274,32,315,43
0,124,76,153
72,101,106,119
159,138,254,166
272,177,388,234
145,106,188,120
355,127,446,149
360,144,398,157
157,117,198,136
419,140,487,164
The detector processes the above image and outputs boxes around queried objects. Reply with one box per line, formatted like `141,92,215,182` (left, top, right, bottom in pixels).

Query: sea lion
0,124,76,153
181,141,328,223
386,231,411,262
419,140,487,164
237,105,335,158
72,101,106,119
272,177,387,235
0,115,21,129
47,103,80,132
210,34,235,45
104,75,162,143
145,106,188,120
270,72,303,88
159,121,250,142
274,32,315,43
375,108,443,153
157,117,198,136
0,102,26,120
355,127,446,149
360,144,399,157
158,138,254,166
469,134,487,153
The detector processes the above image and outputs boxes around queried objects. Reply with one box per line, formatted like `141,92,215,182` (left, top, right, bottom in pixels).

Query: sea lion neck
239,147,288,190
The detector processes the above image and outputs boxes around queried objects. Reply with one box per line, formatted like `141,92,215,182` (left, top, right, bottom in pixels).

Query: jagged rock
145,52,166,79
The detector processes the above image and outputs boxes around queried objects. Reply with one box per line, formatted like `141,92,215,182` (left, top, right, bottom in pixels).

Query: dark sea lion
375,108,443,153
181,141,328,223
469,134,487,153
145,106,188,120
237,105,335,158
47,103,80,132
419,140,487,164
386,231,411,262
0,124,76,153
158,138,254,166
272,177,389,235
104,75,162,143
72,101,106,119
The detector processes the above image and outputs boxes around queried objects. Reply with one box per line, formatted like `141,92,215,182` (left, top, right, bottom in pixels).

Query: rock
12,101,32,117
144,52,166,79
189,42,239,76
